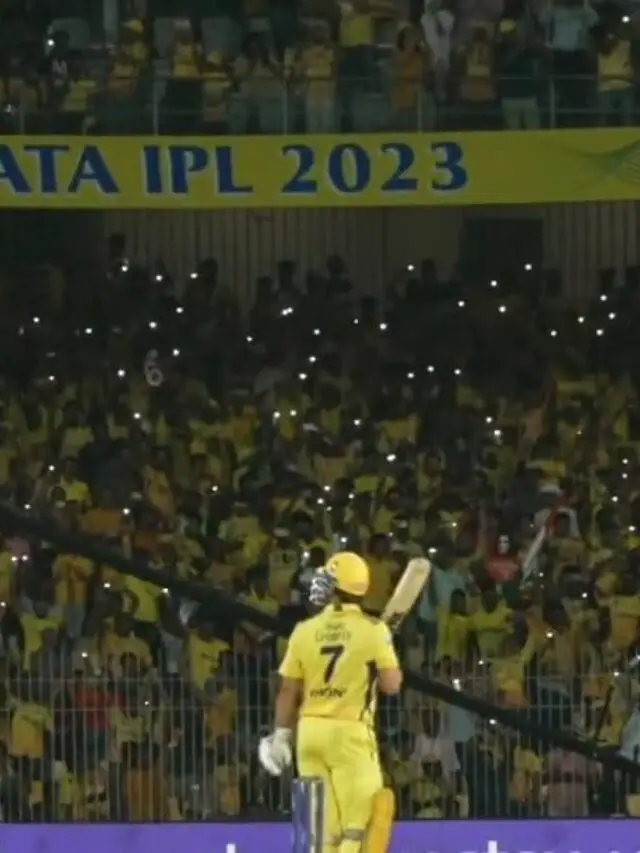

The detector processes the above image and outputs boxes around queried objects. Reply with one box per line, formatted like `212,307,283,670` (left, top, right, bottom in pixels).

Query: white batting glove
258,727,293,776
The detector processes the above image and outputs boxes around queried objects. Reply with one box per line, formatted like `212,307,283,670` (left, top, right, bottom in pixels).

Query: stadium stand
2,0,640,830
1,0,640,133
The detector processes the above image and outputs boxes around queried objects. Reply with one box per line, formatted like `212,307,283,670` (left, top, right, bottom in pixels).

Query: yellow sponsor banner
2,130,640,208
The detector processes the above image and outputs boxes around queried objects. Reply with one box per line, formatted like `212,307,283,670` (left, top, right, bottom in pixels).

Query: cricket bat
381,557,432,632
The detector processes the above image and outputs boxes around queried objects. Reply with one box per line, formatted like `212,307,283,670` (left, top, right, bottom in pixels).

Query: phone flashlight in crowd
323,485,331,493
427,365,435,374
629,526,636,534
609,312,616,320
493,429,503,443
387,454,397,463
48,375,55,383
308,355,317,364
190,271,198,279
117,369,126,379
600,293,608,302
155,274,163,283
281,306,294,317
348,492,355,500
313,328,321,337
458,299,465,308
596,328,605,337
133,412,142,421
353,318,359,325
485,416,493,424
407,372,415,380
298,372,308,380
623,15,630,22
272,411,281,422
23,504,31,511
48,464,56,473
103,582,111,590
353,418,362,427
46,37,55,48
210,486,219,494
453,368,462,376
379,323,388,332
84,327,93,336
32,316,40,325
453,678,462,691
172,348,180,357
490,279,498,288
175,306,184,315
406,263,415,272
498,305,507,314
81,651,89,659
428,546,437,556
162,588,170,596
340,536,348,545
246,335,254,343
524,262,533,272
550,329,558,338
303,551,310,561
122,507,131,517
577,315,585,324
612,494,619,503
148,321,158,330
121,260,130,272
317,497,325,506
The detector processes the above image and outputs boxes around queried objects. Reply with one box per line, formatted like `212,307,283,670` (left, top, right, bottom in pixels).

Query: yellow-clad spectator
456,25,496,124
298,22,337,133
123,570,164,628
120,18,149,64
436,590,471,663
0,540,16,605
58,458,91,506
391,25,432,130
470,588,512,661
143,451,175,518
0,424,18,487
8,686,53,760
162,19,203,134
606,574,640,652
596,24,634,125
57,405,93,459
268,529,299,603
186,620,230,692
56,52,97,133
169,19,202,79
509,737,542,814
52,550,94,639
19,604,62,672
201,52,232,133
363,533,395,612
234,34,284,134
238,571,279,645
102,613,152,678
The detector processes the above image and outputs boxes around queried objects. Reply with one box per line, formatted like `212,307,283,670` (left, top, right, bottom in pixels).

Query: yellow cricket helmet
325,551,370,597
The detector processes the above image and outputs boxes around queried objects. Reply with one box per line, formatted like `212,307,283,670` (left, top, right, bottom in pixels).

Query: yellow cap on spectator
124,18,144,34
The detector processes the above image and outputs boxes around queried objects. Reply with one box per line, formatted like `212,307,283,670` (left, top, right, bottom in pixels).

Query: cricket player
258,551,402,853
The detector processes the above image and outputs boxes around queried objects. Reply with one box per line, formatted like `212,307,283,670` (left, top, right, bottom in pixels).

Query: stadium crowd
1,0,640,133
0,235,637,822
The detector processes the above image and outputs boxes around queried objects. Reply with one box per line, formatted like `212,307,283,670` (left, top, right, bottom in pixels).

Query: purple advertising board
0,821,638,853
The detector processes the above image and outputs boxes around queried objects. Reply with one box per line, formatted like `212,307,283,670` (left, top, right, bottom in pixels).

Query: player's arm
257,626,303,776
275,629,303,728
375,621,403,695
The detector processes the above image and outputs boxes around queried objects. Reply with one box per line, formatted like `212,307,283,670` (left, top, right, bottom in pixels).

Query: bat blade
381,558,432,631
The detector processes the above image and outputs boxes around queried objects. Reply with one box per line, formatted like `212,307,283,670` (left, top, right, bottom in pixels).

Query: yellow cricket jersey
279,604,398,727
